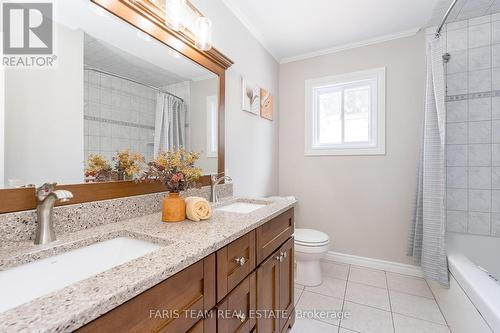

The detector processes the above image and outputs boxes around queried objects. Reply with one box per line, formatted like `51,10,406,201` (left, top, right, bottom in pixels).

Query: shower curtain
153,92,186,157
408,37,449,286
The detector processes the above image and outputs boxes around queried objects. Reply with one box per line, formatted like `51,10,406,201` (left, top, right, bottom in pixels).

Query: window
305,68,385,156
206,95,217,158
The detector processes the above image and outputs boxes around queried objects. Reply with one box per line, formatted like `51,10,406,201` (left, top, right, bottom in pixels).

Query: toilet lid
295,228,329,246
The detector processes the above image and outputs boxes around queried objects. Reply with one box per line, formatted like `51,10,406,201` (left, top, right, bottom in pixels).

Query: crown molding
280,28,421,64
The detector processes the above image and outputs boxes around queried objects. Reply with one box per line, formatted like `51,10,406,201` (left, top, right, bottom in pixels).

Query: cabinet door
256,249,281,333
217,272,257,333
278,238,294,333
256,209,294,265
185,312,216,333
76,254,216,333
217,231,256,302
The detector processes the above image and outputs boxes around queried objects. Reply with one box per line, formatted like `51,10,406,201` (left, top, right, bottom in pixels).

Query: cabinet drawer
185,312,216,333
256,209,294,265
217,230,256,302
77,254,216,333
217,272,256,333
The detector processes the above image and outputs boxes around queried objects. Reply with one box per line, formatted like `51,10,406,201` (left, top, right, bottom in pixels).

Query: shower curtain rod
84,65,184,102
435,0,459,38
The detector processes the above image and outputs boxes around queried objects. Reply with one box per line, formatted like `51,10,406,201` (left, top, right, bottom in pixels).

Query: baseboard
323,251,423,278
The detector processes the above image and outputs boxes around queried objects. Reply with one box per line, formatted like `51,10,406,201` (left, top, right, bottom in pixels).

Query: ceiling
223,0,441,63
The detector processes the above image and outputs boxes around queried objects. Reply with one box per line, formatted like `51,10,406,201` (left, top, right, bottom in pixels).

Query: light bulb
195,17,212,51
165,0,186,31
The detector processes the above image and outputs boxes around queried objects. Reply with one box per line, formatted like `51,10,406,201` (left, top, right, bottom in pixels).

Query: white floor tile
339,328,359,333
296,290,344,326
305,276,347,299
290,318,338,333
296,283,305,290
393,313,450,333
386,273,434,298
348,266,387,289
295,287,304,306
345,281,391,311
390,291,446,325
341,301,394,333
322,261,350,280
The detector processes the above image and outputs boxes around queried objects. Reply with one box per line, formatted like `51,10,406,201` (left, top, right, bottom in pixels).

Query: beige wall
279,32,426,264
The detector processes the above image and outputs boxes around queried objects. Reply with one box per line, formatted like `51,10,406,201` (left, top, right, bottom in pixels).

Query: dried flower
85,154,113,181
139,148,202,192
113,149,145,178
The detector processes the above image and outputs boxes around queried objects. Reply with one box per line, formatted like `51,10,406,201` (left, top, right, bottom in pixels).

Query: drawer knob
234,257,247,266
276,255,283,262
280,251,287,258
235,312,246,322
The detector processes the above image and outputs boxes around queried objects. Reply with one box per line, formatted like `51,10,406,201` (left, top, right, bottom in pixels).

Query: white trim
280,28,420,64
191,74,217,82
304,67,386,156
206,95,218,158
324,251,424,278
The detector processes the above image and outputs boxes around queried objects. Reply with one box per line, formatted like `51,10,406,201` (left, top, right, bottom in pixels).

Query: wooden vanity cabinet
256,238,294,333
76,208,295,333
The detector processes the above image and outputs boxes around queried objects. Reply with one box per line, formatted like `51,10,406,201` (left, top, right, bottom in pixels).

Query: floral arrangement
140,148,202,192
113,149,145,179
85,154,113,181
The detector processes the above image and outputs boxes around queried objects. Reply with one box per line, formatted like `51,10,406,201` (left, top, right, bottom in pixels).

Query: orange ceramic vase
162,192,186,222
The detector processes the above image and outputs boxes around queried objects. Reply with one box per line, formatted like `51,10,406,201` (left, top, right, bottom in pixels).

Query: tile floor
291,261,450,333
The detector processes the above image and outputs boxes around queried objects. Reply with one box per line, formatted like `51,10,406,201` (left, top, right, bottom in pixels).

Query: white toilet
294,228,330,286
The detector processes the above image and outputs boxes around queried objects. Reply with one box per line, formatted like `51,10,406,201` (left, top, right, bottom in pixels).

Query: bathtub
443,233,500,332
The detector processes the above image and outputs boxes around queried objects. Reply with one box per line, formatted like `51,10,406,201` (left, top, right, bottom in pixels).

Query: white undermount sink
216,202,267,214
0,237,161,313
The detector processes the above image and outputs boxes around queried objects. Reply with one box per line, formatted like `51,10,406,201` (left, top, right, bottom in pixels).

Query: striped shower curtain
153,93,186,157
408,37,449,286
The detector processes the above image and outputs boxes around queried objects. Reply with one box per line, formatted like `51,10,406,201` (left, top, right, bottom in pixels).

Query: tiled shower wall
84,70,156,163
445,13,500,237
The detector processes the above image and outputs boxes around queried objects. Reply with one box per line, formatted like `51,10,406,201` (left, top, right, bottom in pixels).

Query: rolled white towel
185,196,212,222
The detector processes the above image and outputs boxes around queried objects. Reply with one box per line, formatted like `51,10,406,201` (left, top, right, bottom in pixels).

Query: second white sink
0,237,161,313
216,202,266,214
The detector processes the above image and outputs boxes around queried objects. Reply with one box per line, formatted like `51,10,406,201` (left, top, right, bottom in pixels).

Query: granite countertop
0,196,297,333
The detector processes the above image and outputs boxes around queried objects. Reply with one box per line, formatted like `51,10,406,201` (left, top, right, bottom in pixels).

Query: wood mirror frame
0,0,233,214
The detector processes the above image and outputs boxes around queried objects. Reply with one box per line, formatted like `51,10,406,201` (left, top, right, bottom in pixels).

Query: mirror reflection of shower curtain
408,37,449,287
153,92,186,157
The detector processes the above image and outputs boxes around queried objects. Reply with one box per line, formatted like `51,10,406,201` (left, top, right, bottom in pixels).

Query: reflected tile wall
441,13,500,237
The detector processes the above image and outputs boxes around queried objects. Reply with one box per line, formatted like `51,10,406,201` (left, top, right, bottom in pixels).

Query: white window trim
304,67,386,156
206,95,217,158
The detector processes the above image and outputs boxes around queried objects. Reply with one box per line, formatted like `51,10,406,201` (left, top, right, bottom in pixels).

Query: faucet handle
36,183,57,199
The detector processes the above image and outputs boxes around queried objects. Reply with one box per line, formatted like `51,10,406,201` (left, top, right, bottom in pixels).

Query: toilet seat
295,228,329,247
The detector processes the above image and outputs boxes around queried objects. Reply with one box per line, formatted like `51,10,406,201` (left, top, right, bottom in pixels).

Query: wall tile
493,97,500,120
493,68,500,90
468,15,491,26
447,28,468,51
469,167,491,189
469,144,491,166
469,69,491,93
447,50,468,74
493,190,500,213
448,100,468,122
493,44,500,68
447,189,468,210
447,72,468,95
446,144,468,166
493,120,500,143
468,46,491,70
493,20,500,43
468,23,491,48
447,167,468,188
468,212,491,234
493,167,500,189
469,189,491,212
468,121,491,143
446,122,468,144
492,213,500,236
468,97,491,121
446,210,467,232
493,144,500,166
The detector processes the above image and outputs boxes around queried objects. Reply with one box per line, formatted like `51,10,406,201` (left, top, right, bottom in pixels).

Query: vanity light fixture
195,16,212,51
165,0,187,31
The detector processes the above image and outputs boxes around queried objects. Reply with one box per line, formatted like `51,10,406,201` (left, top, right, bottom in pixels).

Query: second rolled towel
185,196,212,222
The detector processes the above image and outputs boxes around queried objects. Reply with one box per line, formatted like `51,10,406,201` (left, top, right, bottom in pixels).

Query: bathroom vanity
0,197,296,332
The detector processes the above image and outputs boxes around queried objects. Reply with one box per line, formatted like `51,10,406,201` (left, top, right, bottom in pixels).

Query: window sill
304,146,386,156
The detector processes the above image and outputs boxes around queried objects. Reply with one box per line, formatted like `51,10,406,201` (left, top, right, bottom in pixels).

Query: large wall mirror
0,0,232,213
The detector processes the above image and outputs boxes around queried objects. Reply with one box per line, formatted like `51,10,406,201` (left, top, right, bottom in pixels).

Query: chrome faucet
34,183,73,245
210,174,232,203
